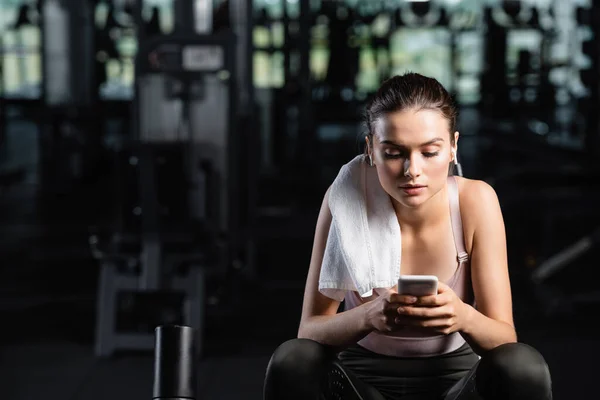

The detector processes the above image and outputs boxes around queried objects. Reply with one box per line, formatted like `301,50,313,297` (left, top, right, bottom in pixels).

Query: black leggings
263,339,552,400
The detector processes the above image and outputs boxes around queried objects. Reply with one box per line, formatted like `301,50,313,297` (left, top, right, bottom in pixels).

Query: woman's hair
365,72,458,148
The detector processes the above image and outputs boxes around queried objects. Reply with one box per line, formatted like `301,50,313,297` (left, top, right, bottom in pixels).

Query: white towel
318,155,401,301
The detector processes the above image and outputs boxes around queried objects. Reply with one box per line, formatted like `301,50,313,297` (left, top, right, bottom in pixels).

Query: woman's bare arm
459,180,517,354
297,187,375,349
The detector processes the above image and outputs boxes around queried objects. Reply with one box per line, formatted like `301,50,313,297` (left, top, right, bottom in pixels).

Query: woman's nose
403,156,421,178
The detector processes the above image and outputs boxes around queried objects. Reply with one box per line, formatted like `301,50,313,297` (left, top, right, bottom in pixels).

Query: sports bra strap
447,176,469,263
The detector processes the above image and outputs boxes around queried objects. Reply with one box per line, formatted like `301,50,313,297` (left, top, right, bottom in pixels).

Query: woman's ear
365,136,374,166
452,131,460,159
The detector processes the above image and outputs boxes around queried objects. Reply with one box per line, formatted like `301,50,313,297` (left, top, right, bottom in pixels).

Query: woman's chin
399,198,425,209
393,193,428,209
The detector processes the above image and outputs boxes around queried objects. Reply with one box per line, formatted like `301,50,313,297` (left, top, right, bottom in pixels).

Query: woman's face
367,107,458,209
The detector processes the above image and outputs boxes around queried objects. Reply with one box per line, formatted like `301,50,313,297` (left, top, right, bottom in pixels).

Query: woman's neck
392,186,448,234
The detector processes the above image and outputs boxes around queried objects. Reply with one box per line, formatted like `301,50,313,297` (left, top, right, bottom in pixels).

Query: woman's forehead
375,109,449,145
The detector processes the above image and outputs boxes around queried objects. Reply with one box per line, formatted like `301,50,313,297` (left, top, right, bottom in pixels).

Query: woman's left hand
394,282,471,335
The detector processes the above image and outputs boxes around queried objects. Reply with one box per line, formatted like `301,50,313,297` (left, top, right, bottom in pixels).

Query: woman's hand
364,290,419,333
394,282,472,335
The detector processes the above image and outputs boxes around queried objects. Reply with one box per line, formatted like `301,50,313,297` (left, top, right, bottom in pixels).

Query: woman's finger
396,306,453,319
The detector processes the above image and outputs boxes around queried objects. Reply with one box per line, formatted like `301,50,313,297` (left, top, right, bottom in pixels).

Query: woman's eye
384,151,402,159
383,150,439,159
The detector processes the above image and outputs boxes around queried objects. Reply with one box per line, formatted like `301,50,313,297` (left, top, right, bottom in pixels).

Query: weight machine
92,0,253,358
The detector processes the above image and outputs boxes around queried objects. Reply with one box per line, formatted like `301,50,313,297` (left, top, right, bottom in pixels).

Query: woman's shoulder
454,176,503,251
454,176,499,208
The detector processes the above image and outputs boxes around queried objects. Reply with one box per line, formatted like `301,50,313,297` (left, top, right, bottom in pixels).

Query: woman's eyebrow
379,137,445,147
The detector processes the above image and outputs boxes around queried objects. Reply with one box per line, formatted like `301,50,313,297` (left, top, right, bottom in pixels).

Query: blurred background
1,0,599,398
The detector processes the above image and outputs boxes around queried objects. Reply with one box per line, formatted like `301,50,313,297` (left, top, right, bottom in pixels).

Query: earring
451,149,463,176
368,154,373,167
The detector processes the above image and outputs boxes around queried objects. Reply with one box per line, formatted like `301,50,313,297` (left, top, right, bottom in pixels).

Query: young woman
264,73,552,400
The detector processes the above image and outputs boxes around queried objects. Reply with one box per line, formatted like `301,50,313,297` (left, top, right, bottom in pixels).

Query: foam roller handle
153,325,196,400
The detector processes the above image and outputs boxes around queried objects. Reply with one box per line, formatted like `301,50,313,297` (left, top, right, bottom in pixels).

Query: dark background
1,0,599,399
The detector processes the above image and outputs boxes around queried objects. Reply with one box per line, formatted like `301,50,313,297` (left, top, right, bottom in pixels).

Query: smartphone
397,275,439,297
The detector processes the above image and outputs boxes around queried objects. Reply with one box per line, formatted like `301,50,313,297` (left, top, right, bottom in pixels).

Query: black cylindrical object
153,325,196,400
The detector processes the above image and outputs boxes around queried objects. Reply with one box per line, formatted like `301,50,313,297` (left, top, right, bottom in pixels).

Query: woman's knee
267,338,334,374
476,342,552,400
264,338,335,399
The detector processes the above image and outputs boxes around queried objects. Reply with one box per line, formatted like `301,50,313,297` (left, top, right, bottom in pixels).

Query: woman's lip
401,186,426,196
399,185,426,188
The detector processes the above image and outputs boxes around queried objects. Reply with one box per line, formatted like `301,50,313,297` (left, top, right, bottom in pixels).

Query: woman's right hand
364,290,417,333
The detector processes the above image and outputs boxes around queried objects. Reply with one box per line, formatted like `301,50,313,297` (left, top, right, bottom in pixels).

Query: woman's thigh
444,342,552,400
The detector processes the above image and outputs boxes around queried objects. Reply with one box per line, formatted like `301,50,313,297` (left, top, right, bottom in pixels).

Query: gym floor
1,125,599,400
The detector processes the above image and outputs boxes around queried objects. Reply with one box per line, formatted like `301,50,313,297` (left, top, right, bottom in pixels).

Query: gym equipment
92,0,248,358
94,0,136,101
529,3,600,315
325,360,365,400
577,5,600,157
1,1,42,100
43,0,95,106
153,325,197,400
528,181,600,316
